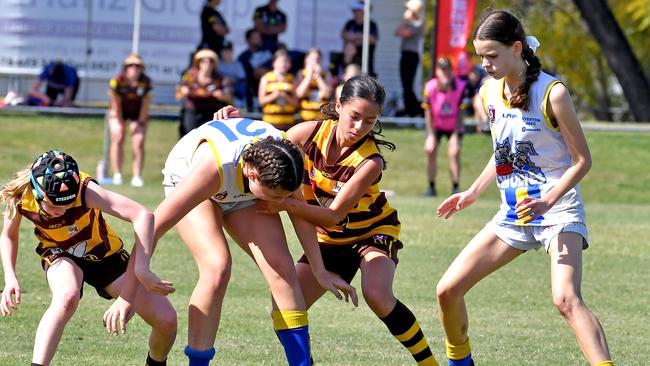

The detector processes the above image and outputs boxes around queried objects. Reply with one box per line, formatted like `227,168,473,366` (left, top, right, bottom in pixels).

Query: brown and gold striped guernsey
262,71,297,129
299,69,327,121
302,119,400,245
18,172,124,263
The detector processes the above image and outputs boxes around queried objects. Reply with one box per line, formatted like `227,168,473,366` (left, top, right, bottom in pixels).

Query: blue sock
184,345,216,366
275,326,311,366
448,354,474,366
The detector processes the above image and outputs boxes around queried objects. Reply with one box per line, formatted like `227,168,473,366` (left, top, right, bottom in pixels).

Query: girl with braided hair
137,118,356,366
216,74,439,366
0,150,177,366
435,10,613,366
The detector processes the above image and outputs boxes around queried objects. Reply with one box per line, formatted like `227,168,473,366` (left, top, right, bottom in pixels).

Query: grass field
0,113,648,365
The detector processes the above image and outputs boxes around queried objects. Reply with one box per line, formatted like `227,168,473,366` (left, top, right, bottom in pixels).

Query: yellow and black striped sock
594,361,614,366
380,300,438,366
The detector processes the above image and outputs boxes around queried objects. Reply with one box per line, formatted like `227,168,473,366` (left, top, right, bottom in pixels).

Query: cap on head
30,150,81,206
193,49,219,65
405,0,423,12
123,54,145,69
350,0,364,11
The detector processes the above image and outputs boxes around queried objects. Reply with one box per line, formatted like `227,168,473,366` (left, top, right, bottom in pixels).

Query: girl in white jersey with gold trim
435,10,613,366
136,118,356,366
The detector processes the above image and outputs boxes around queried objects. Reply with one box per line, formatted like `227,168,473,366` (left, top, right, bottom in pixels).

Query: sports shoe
112,173,123,185
130,176,144,187
424,186,437,197
451,187,460,195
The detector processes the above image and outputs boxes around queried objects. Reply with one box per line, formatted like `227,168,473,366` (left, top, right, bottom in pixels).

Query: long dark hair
320,74,396,152
241,137,304,192
473,10,541,111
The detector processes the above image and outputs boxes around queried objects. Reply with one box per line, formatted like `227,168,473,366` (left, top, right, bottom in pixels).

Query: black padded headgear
30,150,81,206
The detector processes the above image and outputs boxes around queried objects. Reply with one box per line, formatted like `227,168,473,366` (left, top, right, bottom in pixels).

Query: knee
111,130,125,145
153,306,178,336
552,292,583,318
198,259,232,291
52,291,80,317
362,286,394,315
436,279,462,308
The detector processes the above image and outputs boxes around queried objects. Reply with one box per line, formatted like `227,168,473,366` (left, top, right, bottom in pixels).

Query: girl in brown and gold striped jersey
0,151,176,366
215,74,439,365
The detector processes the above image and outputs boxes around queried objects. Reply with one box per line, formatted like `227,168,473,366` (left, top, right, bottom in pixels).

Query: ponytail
0,166,32,220
510,45,541,110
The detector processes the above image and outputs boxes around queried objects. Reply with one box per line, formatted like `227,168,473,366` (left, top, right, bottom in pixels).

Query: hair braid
241,137,304,192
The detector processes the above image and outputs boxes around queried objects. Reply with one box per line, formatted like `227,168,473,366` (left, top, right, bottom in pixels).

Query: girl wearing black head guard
0,150,177,366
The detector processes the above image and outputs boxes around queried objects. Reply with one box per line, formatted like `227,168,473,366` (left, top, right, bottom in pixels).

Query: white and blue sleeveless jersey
482,71,585,226
162,118,285,203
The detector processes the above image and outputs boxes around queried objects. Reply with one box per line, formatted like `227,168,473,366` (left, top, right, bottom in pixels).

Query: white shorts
162,161,255,216
488,221,589,252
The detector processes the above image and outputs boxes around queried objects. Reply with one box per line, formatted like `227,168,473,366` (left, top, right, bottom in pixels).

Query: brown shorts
41,249,130,300
298,234,403,283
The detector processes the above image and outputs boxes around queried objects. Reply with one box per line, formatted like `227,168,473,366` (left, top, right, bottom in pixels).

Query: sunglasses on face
126,63,142,68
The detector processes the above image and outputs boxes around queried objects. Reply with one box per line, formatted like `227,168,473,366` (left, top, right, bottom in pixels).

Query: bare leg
177,200,231,350
436,226,522,345
130,120,146,178
32,257,83,365
224,205,305,311
104,275,177,362
548,232,611,365
108,116,126,176
448,132,461,187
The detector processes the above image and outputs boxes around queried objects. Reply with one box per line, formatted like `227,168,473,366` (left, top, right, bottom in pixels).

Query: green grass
0,113,648,365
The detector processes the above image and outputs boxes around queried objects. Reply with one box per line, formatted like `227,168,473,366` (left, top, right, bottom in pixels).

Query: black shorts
41,249,130,300
434,129,464,142
297,235,403,284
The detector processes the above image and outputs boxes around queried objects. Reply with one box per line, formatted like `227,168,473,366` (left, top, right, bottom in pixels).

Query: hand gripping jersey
17,172,124,264
481,71,585,226
302,119,400,245
162,118,286,203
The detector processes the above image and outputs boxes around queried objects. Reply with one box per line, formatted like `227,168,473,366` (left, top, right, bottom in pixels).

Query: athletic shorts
162,163,256,215
488,221,589,252
297,234,403,283
434,129,464,142
41,249,129,300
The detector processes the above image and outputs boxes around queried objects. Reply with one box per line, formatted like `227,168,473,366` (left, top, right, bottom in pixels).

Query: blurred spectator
218,40,247,108
395,0,424,117
295,48,331,122
461,65,489,132
422,58,467,196
28,61,79,107
258,50,298,131
177,49,232,137
198,0,229,56
341,0,379,77
335,63,361,100
238,29,273,111
253,0,287,52
107,54,152,187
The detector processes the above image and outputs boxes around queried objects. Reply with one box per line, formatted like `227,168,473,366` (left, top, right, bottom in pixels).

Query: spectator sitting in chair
28,61,79,107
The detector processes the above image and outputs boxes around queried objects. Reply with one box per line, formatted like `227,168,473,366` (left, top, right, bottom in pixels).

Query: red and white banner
435,0,476,76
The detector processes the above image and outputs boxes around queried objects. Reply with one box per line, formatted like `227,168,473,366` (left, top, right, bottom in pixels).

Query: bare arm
437,154,496,219
137,94,151,123
262,156,384,228
258,75,279,105
1,209,22,315
109,92,125,123
515,83,591,222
